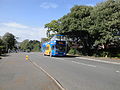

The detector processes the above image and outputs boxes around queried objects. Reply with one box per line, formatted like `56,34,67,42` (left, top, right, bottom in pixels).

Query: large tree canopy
59,5,93,33
2,32,16,50
45,0,120,56
90,0,120,46
45,20,60,37
19,40,40,52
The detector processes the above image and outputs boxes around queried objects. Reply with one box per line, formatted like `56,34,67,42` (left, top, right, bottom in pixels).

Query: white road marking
116,71,120,73
52,57,65,60
72,61,96,68
29,60,65,90
76,57,120,65
52,57,96,68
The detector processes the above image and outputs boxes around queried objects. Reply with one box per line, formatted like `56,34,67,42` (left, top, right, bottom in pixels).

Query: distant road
29,52,120,90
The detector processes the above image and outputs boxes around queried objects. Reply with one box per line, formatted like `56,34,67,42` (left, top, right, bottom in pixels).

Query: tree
59,5,93,55
28,40,40,52
44,0,120,56
45,20,60,37
20,40,41,52
19,39,29,51
59,5,93,33
90,0,120,47
0,38,5,55
2,32,17,52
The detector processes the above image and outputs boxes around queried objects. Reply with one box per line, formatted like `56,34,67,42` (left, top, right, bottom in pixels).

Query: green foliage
59,5,94,55
0,33,17,55
45,0,120,57
19,39,29,51
29,40,40,52
2,32,17,51
0,46,6,55
59,5,93,33
45,20,60,37
99,51,109,57
41,38,50,43
68,48,80,55
116,53,120,57
20,40,40,52
0,39,5,55
90,0,120,46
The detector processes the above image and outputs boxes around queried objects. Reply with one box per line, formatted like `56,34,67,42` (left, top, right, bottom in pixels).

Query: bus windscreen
56,45,66,52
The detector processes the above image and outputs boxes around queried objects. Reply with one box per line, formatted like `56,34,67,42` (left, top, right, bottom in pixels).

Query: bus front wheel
43,53,46,56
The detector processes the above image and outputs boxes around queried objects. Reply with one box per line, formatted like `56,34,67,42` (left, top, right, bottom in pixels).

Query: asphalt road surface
0,52,120,90
29,52,120,90
0,53,61,90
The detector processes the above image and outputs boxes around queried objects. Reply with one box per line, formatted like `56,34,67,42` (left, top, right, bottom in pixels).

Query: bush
93,50,110,57
99,51,109,57
0,46,4,55
0,46,6,55
68,48,80,55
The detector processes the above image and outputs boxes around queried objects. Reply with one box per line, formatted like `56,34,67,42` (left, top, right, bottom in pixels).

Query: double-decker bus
41,35,67,56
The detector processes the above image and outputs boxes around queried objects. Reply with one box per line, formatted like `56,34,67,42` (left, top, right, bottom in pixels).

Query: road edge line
76,57,120,65
29,59,65,90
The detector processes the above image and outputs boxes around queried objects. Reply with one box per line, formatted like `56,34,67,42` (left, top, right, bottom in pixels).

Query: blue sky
0,0,104,41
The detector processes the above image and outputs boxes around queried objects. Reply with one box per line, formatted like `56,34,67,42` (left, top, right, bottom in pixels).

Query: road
0,53,61,90
0,52,120,90
29,52,120,90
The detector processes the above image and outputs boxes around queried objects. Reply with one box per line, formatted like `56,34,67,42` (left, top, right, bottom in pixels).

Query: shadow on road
0,54,10,57
55,55,79,58
0,54,10,60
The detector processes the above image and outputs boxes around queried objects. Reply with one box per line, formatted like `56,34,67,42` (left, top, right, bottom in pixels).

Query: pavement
76,56,120,65
67,54,120,63
0,53,62,90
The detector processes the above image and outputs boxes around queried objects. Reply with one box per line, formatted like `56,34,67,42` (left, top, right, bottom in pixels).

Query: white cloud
2,22,29,29
40,2,58,9
0,22,47,42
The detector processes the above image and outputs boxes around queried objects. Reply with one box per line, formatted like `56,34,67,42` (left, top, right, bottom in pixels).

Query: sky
0,0,104,42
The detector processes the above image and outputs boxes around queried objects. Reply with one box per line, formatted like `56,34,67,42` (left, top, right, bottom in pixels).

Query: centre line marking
51,57,66,61
72,61,96,68
116,71,120,73
53,58,63,60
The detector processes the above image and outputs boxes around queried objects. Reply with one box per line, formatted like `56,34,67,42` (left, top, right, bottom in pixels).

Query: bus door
51,45,56,55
